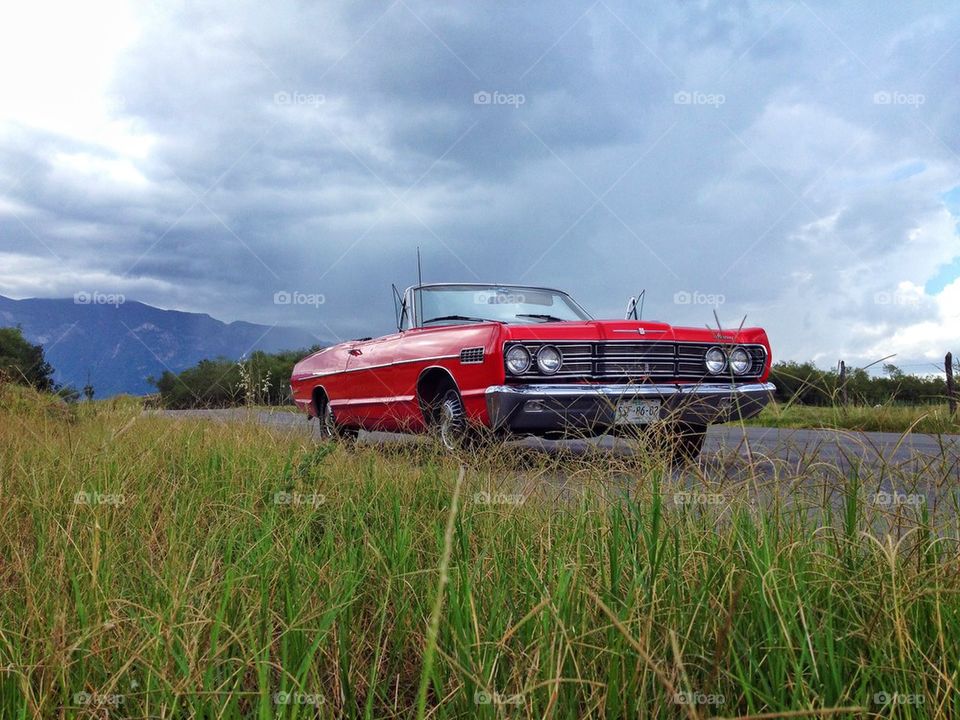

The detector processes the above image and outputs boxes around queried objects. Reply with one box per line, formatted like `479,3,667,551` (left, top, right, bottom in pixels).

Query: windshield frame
404,283,592,329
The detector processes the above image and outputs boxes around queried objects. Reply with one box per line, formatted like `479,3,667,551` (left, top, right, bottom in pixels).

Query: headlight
505,345,532,374
705,346,727,374
536,345,562,375
729,347,751,375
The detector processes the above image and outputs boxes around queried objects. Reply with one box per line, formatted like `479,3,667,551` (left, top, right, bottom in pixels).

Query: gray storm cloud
0,0,957,367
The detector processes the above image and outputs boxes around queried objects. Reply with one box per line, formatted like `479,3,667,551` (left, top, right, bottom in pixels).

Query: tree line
150,348,320,409
0,326,84,400
1,324,953,409
156,355,954,409
769,361,953,406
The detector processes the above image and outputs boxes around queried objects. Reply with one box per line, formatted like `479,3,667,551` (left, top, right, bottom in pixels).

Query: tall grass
747,402,960,434
0,384,957,718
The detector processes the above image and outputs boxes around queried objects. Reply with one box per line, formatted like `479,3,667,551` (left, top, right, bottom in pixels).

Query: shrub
0,326,56,391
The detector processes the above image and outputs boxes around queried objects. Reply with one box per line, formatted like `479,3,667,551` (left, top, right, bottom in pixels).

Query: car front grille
506,340,766,382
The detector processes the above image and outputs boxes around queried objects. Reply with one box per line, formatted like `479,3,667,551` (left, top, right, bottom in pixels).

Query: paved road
157,409,960,511
159,408,959,467
156,409,960,523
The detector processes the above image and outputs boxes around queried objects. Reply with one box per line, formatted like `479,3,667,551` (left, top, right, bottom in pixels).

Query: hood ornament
613,327,666,335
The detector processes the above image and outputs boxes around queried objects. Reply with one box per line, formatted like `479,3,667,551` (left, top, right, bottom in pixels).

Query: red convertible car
290,283,775,460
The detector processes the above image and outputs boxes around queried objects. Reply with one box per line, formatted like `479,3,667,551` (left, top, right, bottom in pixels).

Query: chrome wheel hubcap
439,397,462,450
322,405,337,438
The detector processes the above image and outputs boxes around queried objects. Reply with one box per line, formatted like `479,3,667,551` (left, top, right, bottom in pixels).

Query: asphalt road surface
156,409,960,523
160,408,959,469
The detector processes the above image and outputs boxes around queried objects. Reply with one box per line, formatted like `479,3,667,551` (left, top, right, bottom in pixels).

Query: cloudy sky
1,0,958,371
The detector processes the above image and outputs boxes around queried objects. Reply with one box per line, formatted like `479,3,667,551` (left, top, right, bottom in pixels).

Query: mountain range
0,296,323,396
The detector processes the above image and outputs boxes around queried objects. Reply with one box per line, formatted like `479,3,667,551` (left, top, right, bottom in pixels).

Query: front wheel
672,424,706,465
614,422,706,466
429,387,494,453
319,401,358,441
435,388,467,451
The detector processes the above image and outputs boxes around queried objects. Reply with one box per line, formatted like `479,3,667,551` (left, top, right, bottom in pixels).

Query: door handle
348,348,363,356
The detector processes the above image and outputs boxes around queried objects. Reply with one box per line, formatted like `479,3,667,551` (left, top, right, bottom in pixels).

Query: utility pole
947,352,956,416
83,371,94,402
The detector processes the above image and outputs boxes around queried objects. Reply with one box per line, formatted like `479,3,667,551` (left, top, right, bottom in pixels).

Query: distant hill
0,296,323,396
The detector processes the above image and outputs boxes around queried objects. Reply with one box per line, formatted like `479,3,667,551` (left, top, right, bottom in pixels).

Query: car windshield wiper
516,313,567,323
421,315,492,325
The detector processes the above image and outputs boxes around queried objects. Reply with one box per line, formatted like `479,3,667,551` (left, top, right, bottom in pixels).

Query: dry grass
0,383,958,718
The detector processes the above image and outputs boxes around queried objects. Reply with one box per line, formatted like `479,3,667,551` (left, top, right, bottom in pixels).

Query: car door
341,333,412,430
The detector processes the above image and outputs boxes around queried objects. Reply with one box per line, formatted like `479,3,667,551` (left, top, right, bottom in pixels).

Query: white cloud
864,276,960,362
0,0,150,155
51,151,151,189
0,0,958,365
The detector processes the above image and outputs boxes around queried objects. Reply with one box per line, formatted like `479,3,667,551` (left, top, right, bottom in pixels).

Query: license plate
614,399,661,425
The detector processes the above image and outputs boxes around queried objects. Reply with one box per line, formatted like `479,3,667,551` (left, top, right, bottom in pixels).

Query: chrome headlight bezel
536,345,563,375
705,346,727,374
505,345,532,375
729,346,752,375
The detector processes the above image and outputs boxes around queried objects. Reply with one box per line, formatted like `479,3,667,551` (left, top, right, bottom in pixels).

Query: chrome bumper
485,382,776,433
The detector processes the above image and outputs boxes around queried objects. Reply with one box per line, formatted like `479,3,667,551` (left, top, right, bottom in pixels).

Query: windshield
416,285,590,326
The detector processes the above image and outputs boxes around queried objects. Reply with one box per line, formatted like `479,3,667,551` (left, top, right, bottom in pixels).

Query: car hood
502,319,770,346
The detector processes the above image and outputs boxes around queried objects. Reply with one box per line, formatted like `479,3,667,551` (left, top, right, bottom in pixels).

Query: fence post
838,360,848,406
947,352,957,416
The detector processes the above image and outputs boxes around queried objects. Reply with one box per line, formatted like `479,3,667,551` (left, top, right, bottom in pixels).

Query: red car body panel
291,323,502,431
291,315,773,434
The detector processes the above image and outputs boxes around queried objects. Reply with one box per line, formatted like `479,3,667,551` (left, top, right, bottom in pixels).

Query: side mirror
392,284,405,332
624,289,645,320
